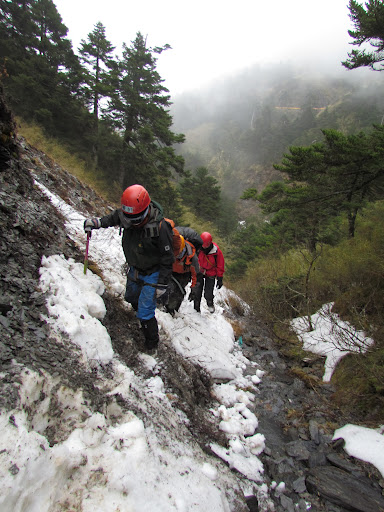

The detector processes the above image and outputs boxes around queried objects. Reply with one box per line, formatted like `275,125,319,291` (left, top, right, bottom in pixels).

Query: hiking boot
140,317,159,349
207,302,215,313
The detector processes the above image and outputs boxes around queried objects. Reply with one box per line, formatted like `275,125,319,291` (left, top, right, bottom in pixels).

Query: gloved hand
216,277,223,289
156,288,166,299
156,286,169,304
84,218,101,232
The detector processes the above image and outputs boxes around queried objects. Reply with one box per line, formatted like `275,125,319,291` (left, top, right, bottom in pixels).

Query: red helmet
201,232,212,248
121,185,151,223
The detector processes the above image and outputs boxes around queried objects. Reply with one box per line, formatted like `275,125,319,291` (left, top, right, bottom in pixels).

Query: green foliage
312,201,384,325
241,188,258,200
227,221,279,277
179,167,221,222
343,0,384,71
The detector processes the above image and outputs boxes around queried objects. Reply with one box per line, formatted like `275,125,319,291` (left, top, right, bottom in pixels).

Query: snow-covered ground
0,180,382,511
291,303,374,382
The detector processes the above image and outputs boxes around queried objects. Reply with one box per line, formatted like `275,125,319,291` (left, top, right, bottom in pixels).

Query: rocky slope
1,89,383,512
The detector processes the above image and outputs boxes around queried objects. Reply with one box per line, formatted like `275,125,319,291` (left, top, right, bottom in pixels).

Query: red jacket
198,242,225,278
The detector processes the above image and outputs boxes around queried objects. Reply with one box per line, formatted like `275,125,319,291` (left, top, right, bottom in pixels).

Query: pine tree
255,126,384,250
79,22,115,122
79,22,116,164
179,167,221,222
0,0,83,126
342,0,384,71
106,32,185,203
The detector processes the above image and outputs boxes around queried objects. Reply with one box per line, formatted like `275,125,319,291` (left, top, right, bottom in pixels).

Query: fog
170,61,382,133
53,0,356,95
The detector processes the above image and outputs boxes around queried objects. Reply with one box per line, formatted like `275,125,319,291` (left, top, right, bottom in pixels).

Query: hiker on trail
165,234,200,315
194,232,225,314
83,184,174,352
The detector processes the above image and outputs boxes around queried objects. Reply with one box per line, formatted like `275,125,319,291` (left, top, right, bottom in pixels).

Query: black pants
194,274,215,307
166,273,191,314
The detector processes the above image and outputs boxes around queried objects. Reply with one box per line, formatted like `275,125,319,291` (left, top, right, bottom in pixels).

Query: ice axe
84,231,91,274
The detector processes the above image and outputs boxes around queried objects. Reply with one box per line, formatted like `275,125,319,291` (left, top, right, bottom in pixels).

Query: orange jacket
172,240,199,287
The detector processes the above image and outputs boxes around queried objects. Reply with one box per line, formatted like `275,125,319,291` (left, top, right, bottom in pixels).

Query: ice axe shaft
84,231,91,274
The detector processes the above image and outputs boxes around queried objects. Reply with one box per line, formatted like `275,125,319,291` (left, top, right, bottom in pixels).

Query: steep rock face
0,94,93,413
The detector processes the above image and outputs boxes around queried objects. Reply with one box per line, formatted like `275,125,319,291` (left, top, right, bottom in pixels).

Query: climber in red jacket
192,232,225,313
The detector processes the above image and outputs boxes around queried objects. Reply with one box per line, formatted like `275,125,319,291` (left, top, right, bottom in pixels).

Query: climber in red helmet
84,184,174,352
193,231,225,313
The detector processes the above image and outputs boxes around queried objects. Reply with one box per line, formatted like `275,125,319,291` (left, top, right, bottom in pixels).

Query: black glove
216,277,223,289
84,218,101,233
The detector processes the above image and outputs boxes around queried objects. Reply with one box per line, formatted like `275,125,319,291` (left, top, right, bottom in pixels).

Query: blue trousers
124,268,159,321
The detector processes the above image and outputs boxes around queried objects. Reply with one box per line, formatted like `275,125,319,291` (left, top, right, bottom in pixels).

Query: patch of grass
17,117,119,203
227,318,243,339
289,367,322,389
332,349,384,423
231,250,312,326
271,321,308,359
225,294,247,317
87,261,104,279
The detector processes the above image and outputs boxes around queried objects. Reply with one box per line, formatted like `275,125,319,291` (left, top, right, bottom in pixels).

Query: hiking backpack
176,226,203,253
162,218,184,256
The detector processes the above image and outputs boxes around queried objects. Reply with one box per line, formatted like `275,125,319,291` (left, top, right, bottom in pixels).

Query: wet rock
280,494,295,511
326,452,362,474
0,316,10,328
292,476,307,494
0,303,12,315
308,451,327,468
285,440,311,461
0,341,12,361
245,495,259,511
306,466,384,512
309,419,320,444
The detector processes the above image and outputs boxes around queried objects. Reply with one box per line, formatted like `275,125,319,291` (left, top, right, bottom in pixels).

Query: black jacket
100,202,174,285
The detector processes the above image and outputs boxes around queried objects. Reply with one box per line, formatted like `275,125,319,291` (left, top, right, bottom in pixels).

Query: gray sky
53,0,355,95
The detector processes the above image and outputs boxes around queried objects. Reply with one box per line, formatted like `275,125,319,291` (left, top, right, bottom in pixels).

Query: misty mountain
170,63,384,203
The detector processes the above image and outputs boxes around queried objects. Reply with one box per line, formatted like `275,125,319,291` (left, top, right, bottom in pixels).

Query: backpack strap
141,204,162,238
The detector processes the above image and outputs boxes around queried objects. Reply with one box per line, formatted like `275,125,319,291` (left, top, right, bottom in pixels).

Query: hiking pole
84,231,91,274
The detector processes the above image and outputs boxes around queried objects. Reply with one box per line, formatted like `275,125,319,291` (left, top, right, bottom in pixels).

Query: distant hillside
171,63,384,204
